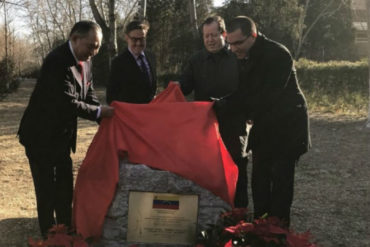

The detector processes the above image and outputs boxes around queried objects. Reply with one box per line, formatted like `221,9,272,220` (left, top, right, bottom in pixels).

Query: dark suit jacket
18,42,101,153
220,33,311,158
106,48,157,104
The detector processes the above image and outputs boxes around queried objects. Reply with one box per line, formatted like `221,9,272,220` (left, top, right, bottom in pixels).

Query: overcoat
221,33,311,158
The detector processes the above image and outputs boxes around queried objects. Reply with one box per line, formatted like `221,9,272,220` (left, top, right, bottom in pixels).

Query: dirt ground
0,79,369,247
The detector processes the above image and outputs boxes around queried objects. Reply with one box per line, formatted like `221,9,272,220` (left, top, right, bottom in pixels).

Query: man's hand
100,106,114,118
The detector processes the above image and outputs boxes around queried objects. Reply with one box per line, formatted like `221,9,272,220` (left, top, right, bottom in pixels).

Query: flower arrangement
196,208,317,247
28,225,88,247
28,209,316,247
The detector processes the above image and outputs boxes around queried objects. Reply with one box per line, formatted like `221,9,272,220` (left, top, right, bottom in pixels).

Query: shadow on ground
292,115,370,247
0,217,40,247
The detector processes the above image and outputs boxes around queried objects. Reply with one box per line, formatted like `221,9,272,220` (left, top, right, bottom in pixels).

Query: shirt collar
206,46,228,59
68,41,79,64
128,48,145,60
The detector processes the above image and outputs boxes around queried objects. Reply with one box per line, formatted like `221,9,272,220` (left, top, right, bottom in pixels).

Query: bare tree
23,0,92,62
89,0,139,65
188,0,198,39
2,0,9,67
1,0,18,76
294,0,346,59
89,0,116,62
0,0,38,73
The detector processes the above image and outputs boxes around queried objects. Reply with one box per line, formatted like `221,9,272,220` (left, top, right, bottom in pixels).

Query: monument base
96,160,231,247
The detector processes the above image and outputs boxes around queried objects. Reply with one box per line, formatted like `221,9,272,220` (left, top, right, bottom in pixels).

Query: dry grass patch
0,79,369,246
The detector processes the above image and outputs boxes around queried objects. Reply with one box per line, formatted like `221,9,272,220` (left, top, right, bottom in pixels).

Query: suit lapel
71,60,92,100
82,61,92,99
128,50,151,88
71,65,83,90
64,41,90,100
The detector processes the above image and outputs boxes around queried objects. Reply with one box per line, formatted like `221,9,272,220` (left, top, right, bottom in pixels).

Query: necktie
77,61,85,97
138,55,151,85
77,61,84,82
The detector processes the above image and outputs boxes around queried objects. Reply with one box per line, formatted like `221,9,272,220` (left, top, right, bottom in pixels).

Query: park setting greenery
1,0,368,115
0,0,370,246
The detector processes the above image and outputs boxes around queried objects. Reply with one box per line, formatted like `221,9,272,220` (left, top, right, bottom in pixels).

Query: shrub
0,57,20,97
296,59,369,114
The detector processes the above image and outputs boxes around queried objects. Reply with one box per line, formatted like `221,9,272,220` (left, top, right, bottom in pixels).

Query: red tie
78,61,84,81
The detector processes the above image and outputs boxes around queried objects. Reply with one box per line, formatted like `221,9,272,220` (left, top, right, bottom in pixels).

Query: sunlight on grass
305,92,368,117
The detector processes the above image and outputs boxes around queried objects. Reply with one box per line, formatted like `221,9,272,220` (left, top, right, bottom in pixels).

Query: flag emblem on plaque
153,195,180,210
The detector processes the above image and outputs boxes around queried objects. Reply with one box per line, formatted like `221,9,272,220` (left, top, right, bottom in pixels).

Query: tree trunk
366,0,370,127
108,0,117,61
294,0,342,60
89,0,117,65
142,0,147,18
188,0,198,39
3,1,8,73
294,0,309,60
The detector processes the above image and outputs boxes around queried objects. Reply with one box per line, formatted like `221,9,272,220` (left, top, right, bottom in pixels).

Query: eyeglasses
226,36,249,46
128,35,146,43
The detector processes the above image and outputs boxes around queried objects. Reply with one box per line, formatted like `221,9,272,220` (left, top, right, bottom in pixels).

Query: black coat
180,47,240,101
221,34,311,158
18,42,101,153
106,48,157,104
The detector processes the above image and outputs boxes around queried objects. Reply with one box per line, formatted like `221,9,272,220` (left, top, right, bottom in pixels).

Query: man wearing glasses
177,16,249,208
216,16,311,226
106,19,157,104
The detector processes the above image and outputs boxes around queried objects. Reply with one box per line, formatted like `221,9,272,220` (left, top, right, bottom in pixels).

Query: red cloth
73,82,238,239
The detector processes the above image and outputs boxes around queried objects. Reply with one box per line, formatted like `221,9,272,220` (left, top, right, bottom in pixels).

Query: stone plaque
127,191,198,245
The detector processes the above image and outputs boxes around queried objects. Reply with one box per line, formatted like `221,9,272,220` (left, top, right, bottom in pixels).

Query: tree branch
89,0,108,32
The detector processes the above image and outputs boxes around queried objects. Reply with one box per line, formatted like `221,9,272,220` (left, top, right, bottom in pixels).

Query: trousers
251,151,298,226
220,127,248,208
25,146,73,237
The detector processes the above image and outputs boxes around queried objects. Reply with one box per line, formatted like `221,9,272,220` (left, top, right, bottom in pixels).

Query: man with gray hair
18,20,114,237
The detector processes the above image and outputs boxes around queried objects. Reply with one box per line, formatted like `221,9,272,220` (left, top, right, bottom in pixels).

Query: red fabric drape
73,82,238,239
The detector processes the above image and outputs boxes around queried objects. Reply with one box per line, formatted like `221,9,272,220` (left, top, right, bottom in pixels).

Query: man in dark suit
18,21,114,237
217,16,311,226
106,19,157,104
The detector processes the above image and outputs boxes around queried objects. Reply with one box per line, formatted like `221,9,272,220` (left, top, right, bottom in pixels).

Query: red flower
224,240,233,247
28,224,89,247
28,238,47,247
225,221,254,235
48,224,69,234
222,208,249,222
45,233,73,247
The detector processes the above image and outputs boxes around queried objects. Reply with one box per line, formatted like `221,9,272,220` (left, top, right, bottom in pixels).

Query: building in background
352,0,368,57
